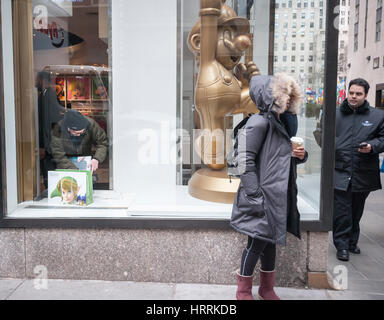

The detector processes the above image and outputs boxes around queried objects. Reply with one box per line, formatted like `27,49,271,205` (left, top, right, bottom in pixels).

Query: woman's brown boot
236,271,255,300
257,269,280,300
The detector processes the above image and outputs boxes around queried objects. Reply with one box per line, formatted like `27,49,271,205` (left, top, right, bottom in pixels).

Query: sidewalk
327,174,384,300
0,277,377,300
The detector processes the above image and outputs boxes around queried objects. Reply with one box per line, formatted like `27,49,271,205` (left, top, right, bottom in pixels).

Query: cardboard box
48,170,93,206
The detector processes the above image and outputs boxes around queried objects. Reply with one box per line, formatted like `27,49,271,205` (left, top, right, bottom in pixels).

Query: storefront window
1,0,327,221
1,0,112,217
178,0,324,220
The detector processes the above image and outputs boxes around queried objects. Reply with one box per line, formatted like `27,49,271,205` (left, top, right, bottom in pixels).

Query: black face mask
69,130,87,147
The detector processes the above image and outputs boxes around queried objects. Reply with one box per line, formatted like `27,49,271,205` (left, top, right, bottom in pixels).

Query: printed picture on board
92,76,108,100
67,76,90,101
48,170,93,206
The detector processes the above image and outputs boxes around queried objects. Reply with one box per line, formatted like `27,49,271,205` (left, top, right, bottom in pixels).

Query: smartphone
359,142,368,148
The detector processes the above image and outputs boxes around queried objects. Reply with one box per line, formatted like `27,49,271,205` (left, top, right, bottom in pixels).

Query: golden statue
188,0,260,203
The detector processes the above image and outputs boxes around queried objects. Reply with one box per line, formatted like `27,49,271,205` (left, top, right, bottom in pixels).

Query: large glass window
1,0,328,221
178,0,326,220
1,0,112,217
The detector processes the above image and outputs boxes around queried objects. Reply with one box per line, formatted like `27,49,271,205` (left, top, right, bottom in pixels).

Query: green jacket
51,116,108,169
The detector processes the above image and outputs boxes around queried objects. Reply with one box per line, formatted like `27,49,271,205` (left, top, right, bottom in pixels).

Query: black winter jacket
230,74,306,246
335,99,384,192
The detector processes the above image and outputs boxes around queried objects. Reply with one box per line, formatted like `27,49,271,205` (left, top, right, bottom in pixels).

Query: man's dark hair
348,78,370,94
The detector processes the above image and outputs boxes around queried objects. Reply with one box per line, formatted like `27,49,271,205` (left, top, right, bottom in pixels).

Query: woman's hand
292,146,305,160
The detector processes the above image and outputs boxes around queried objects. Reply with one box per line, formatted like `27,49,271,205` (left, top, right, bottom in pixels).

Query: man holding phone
333,78,384,261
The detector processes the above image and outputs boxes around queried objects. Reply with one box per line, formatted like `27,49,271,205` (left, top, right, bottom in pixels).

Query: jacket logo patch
362,121,373,127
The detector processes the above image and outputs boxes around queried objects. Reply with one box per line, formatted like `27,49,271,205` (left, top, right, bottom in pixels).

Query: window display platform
7,187,319,220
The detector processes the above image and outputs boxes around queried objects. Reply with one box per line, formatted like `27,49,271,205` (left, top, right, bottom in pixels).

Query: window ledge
6,188,319,221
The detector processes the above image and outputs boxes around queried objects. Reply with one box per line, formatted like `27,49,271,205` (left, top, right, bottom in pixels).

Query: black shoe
336,249,349,261
349,245,361,254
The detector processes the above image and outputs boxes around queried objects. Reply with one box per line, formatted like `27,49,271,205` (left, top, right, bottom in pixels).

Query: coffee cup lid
291,137,304,143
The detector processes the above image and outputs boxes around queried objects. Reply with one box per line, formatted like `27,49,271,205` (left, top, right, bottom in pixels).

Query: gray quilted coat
230,74,305,246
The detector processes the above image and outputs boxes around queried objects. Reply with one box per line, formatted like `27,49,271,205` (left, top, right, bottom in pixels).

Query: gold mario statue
188,0,260,203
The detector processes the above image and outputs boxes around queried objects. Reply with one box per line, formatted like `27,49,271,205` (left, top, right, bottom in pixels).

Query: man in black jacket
334,78,384,261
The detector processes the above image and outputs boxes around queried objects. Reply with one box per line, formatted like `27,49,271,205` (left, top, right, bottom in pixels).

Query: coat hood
249,73,303,114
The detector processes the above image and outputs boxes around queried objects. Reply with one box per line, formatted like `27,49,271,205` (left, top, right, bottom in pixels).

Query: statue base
188,168,240,204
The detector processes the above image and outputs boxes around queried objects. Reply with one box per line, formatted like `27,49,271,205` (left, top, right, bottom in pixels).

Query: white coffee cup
291,137,304,150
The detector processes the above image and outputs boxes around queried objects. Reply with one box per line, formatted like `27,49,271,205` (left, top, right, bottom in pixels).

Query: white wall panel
112,0,178,193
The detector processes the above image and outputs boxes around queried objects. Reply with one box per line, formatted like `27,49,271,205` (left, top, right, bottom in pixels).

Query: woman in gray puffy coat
230,73,307,300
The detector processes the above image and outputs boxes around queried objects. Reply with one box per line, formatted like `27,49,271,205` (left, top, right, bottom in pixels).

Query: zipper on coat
350,110,357,185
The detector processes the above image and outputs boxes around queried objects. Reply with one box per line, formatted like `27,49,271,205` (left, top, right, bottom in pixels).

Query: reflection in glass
179,0,325,218
3,0,112,215
273,0,326,215
32,0,112,199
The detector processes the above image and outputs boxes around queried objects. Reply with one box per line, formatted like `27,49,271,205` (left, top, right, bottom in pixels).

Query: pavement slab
0,278,359,300
174,283,237,300
360,211,384,247
174,284,328,300
325,290,374,300
347,280,384,295
0,279,25,300
6,280,176,300
348,254,384,281
327,176,384,299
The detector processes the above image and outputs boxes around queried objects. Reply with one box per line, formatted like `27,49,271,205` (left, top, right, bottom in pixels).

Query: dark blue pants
333,187,370,250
